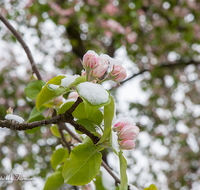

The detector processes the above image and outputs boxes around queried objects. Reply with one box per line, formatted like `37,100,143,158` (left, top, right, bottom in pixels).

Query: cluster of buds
113,118,139,150
81,50,127,83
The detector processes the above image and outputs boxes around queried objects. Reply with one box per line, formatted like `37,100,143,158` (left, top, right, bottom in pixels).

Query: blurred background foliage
0,0,200,189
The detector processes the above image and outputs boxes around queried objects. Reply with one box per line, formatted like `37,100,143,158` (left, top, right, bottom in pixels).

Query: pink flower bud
111,65,127,82
54,95,63,105
113,118,136,132
91,57,109,78
68,92,79,100
82,50,99,69
113,121,124,132
81,70,86,76
120,140,135,150
119,125,140,140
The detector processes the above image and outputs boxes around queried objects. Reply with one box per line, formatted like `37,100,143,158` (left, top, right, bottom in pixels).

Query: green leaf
25,80,46,100
51,148,69,170
43,170,64,190
76,83,111,117
73,102,103,126
76,119,96,133
50,125,60,138
72,102,87,118
27,106,46,122
67,75,86,89
62,139,102,185
119,150,128,190
97,95,115,144
36,75,66,110
94,172,107,190
36,75,85,111
54,86,68,95
144,184,158,190
25,126,41,134
89,109,103,126
25,115,45,134
57,101,75,114
82,94,111,117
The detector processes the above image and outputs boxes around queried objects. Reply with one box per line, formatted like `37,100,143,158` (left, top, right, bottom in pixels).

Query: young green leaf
144,184,158,190
57,101,75,114
76,119,96,133
51,148,69,170
88,109,103,126
25,126,41,134
73,102,103,126
97,95,115,144
119,150,128,190
25,80,46,100
36,75,66,110
62,139,102,185
67,75,86,89
76,83,111,117
72,102,87,118
27,106,46,122
94,172,107,190
43,170,64,190
50,125,61,138
81,96,110,117
25,115,45,134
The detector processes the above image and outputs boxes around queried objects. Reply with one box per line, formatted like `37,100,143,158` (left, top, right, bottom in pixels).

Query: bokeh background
0,0,200,189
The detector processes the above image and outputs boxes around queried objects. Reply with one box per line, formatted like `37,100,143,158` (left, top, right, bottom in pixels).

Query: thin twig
58,125,71,154
0,13,42,80
63,125,82,143
120,59,200,85
66,97,83,114
101,160,121,185
120,69,148,85
68,119,100,144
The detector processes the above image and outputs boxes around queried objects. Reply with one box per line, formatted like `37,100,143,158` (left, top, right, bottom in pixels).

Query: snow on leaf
48,84,60,91
60,75,80,88
77,82,109,105
5,114,25,124
60,98,76,107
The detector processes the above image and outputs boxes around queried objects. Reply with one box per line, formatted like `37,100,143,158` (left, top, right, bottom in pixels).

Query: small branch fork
61,122,122,186
0,97,99,144
0,13,126,188
0,97,121,186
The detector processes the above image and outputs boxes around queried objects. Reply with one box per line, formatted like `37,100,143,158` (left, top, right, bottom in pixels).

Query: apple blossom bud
113,118,136,132
7,107,13,114
111,65,127,82
91,57,109,78
120,140,135,150
53,95,63,105
81,70,86,76
82,50,99,69
118,125,140,140
68,92,79,100
113,121,124,132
